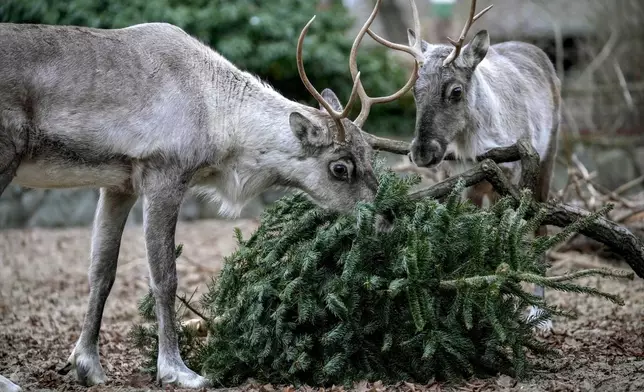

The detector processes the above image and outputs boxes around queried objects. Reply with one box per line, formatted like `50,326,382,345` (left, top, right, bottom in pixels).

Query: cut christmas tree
131,148,638,388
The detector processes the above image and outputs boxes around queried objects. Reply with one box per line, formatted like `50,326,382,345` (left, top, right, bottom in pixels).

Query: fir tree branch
542,268,634,282
177,291,208,322
132,145,641,386
407,142,644,279
438,275,499,290
439,267,633,306
461,144,521,164
408,164,486,201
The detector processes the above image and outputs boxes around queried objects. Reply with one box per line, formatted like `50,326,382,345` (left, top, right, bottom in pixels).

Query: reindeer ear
407,28,429,52
320,88,344,113
289,112,328,152
462,30,489,69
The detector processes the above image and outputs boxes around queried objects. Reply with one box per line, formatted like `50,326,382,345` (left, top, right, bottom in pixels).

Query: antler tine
350,0,423,128
365,0,425,65
296,15,363,143
442,0,493,67
347,0,381,129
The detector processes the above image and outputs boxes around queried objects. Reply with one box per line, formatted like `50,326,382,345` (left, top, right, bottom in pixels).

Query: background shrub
0,0,416,137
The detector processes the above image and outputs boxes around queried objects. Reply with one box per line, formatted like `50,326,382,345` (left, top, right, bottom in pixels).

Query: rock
179,197,202,221
27,189,99,228
594,148,637,192
634,146,644,176
261,189,290,205
0,185,276,230
0,196,26,229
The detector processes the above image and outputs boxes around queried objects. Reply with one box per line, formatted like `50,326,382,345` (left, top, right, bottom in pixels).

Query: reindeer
0,0,424,388
403,0,561,331
0,375,21,392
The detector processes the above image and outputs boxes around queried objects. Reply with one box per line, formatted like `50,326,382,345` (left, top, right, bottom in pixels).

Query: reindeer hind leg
528,136,559,334
59,188,137,386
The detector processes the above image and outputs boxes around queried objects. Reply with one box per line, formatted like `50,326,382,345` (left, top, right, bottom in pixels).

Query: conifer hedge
131,156,632,387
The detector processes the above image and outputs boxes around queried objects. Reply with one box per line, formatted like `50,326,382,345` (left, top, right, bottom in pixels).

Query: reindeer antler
349,0,425,128
296,16,362,144
442,0,493,67
296,0,425,143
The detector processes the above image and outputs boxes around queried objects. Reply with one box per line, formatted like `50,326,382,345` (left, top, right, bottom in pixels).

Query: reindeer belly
14,159,131,189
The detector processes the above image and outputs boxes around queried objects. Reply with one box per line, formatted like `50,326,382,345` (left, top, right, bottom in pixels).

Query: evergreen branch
439,275,500,290
408,143,644,279
544,268,634,282
177,291,208,322
439,267,632,303
131,147,640,387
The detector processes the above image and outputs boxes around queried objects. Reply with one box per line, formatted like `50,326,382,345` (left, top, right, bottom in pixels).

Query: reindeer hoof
527,305,554,336
157,363,211,389
0,375,22,392
60,347,107,386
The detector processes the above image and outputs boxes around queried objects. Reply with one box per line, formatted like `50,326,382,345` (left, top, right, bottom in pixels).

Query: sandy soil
1,219,643,392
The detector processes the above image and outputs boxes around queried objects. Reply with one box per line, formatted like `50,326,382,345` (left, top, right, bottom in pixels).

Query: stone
0,196,26,229
634,146,644,176
27,189,99,228
594,148,637,192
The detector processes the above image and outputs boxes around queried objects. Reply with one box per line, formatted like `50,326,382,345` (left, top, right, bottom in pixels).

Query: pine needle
131,155,631,387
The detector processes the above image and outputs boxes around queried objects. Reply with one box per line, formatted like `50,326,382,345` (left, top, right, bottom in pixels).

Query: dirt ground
1,219,643,392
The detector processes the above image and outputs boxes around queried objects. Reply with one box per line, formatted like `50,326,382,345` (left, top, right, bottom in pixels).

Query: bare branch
176,293,208,321
612,59,635,111
360,132,411,155
575,27,620,84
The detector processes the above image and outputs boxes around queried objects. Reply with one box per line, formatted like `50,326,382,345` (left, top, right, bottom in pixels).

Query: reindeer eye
332,163,347,178
450,86,463,101
329,161,351,180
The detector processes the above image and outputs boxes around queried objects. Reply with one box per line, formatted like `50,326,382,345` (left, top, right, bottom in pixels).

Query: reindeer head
288,0,425,213
408,0,493,168
286,90,378,213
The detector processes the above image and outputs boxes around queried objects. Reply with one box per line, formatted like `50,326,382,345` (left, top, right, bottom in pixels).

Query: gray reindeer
0,0,424,388
404,0,561,331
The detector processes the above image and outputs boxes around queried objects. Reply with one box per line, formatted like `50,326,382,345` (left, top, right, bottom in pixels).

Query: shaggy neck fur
451,47,523,160
193,54,322,217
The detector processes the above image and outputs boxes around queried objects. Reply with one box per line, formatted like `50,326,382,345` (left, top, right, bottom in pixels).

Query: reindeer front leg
140,170,211,389
518,139,556,333
60,188,137,385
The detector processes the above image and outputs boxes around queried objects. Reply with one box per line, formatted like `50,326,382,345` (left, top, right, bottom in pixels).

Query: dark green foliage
131,156,631,387
0,0,415,136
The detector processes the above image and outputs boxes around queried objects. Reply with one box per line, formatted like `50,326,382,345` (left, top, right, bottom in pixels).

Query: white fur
0,375,21,392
